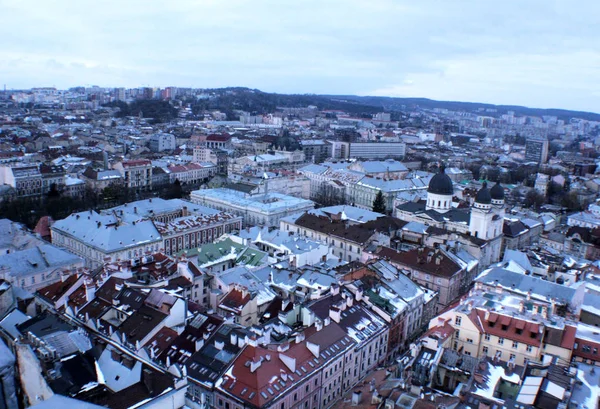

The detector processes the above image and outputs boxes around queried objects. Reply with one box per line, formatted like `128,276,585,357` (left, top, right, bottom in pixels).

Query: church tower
469,181,505,240
426,165,454,213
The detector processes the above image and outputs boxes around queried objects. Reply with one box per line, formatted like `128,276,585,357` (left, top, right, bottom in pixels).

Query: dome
475,182,492,204
490,182,505,200
428,167,454,195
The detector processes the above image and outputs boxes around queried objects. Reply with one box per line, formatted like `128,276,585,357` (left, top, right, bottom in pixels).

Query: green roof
177,237,267,267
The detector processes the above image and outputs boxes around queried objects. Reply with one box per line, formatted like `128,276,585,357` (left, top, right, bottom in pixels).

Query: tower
469,182,505,240
426,165,454,213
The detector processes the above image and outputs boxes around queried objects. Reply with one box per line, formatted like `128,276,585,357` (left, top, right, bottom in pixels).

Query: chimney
355,287,363,302
316,320,323,332
346,296,353,308
329,308,341,323
85,278,96,302
61,271,69,282
231,333,238,346
352,390,363,405
542,306,548,319
295,332,305,344
250,358,262,373
519,301,524,313
195,339,204,352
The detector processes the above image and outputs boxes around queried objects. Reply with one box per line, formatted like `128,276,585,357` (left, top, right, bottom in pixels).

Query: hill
194,87,600,122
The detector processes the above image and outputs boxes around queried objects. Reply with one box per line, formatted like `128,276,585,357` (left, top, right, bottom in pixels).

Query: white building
190,188,315,227
149,133,176,152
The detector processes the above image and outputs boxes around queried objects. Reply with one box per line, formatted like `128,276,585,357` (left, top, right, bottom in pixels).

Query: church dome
428,167,454,195
490,182,505,200
475,182,492,204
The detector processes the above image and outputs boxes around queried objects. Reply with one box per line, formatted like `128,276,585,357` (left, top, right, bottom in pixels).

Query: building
280,208,393,263
0,244,84,291
113,159,152,191
166,162,217,184
228,150,306,174
148,133,176,152
430,276,578,367
525,137,549,164
80,168,123,192
0,164,43,197
395,168,505,266
331,142,406,160
51,198,241,267
300,139,332,163
210,290,389,409
190,188,315,227
39,164,66,194
375,246,466,312
347,160,408,179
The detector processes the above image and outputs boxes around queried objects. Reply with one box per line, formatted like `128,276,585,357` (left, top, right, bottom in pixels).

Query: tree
166,179,183,199
313,184,346,207
524,189,546,209
372,191,387,214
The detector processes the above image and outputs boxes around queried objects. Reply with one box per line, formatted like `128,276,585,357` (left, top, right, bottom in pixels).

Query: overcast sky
1,0,599,112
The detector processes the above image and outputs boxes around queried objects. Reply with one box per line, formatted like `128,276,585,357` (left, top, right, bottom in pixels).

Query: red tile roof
36,274,80,303
377,246,462,278
473,308,542,347
219,289,251,314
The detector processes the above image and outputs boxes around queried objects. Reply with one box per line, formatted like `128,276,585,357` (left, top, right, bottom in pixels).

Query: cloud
0,0,599,111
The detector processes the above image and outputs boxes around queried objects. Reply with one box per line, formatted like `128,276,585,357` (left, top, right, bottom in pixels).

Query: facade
39,164,66,194
167,162,217,184
332,142,406,160
80,168,123,192
431,283,577,367
156,213,242,256
0,164,43,197
149,133,176,152
210,291,388,409
190,188,315,227
300,139,332,163
525,137,549,164
113,159,153,191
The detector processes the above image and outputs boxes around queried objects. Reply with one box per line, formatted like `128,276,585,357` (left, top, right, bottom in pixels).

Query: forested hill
197,88,600,122
328,95,600,122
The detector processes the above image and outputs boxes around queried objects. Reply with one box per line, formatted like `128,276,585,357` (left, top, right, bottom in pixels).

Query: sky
1,0,599,112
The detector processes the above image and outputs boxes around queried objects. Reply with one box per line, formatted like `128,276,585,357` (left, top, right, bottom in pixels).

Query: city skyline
1,0,599,113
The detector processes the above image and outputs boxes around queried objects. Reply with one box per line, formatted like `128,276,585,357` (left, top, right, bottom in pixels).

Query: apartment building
113,159,152,191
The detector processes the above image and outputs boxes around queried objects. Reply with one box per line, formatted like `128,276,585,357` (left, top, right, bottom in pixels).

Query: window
482,346,489,355
218,399,223,407
467,338,474,344
510,354,516,361
455,316,462,326
484,334,491,341
512,341,518,349
498,338,504,345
